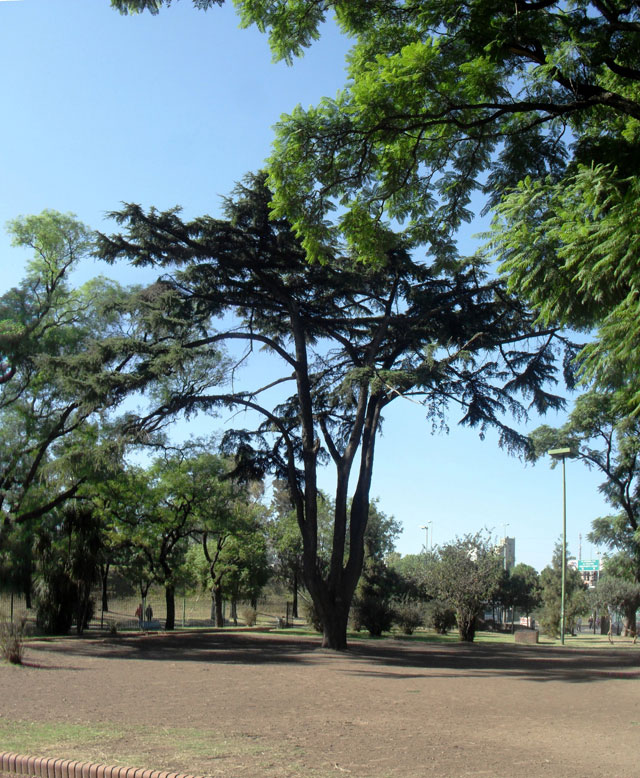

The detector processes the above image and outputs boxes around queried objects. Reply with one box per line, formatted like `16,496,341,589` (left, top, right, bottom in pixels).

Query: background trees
538,543,588,638
529,390,640,629
593,573,640,638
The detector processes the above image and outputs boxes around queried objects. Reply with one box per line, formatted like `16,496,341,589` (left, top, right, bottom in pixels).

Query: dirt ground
1,630,639,778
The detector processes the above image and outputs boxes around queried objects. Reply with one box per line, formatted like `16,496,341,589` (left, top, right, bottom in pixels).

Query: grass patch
272,626,640,649
0,720,276,777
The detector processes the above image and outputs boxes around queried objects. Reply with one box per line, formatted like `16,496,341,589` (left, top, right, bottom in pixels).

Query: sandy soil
1,630,639,778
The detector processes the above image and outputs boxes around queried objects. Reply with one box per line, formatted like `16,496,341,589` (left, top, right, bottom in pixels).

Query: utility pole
549,447,573,646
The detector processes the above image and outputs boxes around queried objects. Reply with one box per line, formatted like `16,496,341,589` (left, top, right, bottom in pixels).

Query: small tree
537,543,588,638
427,533,503,642
500,563,541,628
593,572,640,639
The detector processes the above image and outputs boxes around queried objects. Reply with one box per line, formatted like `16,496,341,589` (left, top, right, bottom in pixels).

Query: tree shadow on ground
22,630,640,684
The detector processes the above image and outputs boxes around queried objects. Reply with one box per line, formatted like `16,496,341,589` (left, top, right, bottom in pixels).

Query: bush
302,599,323,632
0,619,26,664
424,599,457,634
352,594,394,636
393,598,424,635
34,569,76,635
241,606,257,626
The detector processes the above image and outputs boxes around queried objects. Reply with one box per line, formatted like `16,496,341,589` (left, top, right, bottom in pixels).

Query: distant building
496,536,516,570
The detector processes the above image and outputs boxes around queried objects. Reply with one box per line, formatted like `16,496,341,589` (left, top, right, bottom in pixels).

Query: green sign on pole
578,559,600,572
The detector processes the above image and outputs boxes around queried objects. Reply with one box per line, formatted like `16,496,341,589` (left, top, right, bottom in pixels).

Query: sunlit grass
271,625,640,649
0,720,285,778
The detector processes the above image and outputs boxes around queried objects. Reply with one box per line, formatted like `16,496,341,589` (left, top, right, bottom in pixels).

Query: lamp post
420,524,429,554
502,523,510,571
427,521,433,550
549,447,573,645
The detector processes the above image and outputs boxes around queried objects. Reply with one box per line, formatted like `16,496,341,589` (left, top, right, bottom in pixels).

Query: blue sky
0,0,612,572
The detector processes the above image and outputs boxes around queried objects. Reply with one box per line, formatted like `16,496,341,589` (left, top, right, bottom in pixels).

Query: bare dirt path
1,631,638,778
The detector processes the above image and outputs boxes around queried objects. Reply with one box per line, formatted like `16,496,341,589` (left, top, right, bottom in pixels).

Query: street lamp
427,520,433,550
549,447,573,645
502,523,510,571
420,524,429,553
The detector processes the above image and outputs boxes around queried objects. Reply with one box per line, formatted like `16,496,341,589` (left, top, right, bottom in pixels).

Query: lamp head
548,447,573,460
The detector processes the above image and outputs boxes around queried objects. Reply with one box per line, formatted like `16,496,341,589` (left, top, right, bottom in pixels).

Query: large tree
109,0,640,409
96,172,566,649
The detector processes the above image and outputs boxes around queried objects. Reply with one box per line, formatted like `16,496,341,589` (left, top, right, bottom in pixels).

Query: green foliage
593,573,640,634
110,0,221,14
427,532,504,642
98,449,261,629
493,164,640,412
423,599,457,635
32,502,102,635
351,592,394,637
388,552,431,600
529,390,640,582
34,568,77,635
110,0,640,407
506,563,541,617
97,172,567,648
392,597,424,635
235,0,640,259
0,211,181,531
537,543,588,638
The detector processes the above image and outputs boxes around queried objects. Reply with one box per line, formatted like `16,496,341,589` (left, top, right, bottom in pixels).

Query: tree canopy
108,0,640,409
0,212,138,526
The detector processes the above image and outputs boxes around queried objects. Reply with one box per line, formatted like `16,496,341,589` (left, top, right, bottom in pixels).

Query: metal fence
0,587,296,634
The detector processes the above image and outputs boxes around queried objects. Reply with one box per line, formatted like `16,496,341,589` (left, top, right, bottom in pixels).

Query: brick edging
0,752,201,778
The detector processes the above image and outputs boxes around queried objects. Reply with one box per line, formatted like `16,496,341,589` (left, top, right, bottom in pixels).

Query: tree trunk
292,571,298,619
213,586,224,627
231,599,238,626
321,602,350,650
623,604,637,637
458,610,476,642
100,562,110,612
165,582,175,630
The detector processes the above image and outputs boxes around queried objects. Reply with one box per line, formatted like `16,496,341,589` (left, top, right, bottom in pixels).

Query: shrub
302,599,323,632
0,619,26,664
424,599,457,634
393,598,424,635
34,569,76,635
352,594,394,636
241,606,257,626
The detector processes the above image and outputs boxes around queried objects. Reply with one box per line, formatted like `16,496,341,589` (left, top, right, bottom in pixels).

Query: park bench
0,752,201,778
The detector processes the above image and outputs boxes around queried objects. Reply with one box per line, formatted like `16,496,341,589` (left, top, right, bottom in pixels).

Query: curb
0,752,201,778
